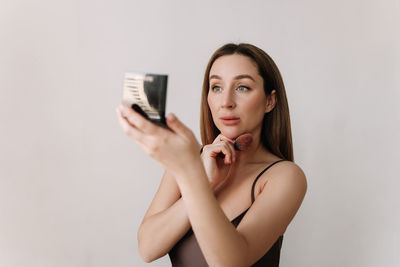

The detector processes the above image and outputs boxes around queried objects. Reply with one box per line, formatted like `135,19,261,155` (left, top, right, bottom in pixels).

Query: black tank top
169,159,286,267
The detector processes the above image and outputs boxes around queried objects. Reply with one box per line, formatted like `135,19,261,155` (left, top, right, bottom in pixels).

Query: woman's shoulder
272,158,304,172
254,159,307,197
264,159,307,192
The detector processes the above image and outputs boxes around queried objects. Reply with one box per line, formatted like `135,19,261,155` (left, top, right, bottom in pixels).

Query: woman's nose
221,90,236,109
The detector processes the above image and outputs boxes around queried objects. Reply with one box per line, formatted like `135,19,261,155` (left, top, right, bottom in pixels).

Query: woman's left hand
116,104,202,175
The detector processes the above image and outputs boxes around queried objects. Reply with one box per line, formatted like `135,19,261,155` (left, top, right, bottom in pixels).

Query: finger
225,141,236,163
215,135,236,162
222,142,235,164
116,107,145,143
117,108,163,157
213,134,234,145
118,104,157,135
207,143,233,164
220,135,235,144
210,136,235,163
212,134,224,144
166,113,194,139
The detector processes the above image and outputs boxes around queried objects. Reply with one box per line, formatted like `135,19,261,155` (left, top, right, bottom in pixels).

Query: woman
116,43,307,267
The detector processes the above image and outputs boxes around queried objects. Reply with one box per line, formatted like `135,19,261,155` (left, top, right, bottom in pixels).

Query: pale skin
116,54,307,266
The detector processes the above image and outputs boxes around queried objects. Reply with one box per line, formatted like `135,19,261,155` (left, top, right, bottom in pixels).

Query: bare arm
137,170,191,262
137,151,227,262
117,105,307,266
175,160,307,267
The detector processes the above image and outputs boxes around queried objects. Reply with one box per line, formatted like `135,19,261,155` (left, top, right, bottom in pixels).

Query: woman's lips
219,116,240,126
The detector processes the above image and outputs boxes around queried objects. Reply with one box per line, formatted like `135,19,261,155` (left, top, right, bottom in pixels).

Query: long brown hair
200,43,294,161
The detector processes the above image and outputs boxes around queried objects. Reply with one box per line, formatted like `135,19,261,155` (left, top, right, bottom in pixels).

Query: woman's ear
265,90,277,113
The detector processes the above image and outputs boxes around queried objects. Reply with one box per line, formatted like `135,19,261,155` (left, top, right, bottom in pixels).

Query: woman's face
207,54,272,140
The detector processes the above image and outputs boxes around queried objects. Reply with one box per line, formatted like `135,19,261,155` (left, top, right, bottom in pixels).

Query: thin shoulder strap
251,159,286,203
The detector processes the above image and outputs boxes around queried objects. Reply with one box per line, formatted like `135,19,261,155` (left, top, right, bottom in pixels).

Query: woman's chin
219,130,242,140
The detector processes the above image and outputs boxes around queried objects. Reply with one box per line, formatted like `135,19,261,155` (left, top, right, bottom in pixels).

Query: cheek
207,94,216,113
244,95,267,113
207,94,221,127
240,97,268,125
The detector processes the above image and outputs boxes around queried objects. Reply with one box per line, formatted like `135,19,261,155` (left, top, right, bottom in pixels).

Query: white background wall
1,0,399,266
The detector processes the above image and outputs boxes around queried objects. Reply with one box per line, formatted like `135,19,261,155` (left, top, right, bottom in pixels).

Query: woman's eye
211,86,222,92
237,86,250,91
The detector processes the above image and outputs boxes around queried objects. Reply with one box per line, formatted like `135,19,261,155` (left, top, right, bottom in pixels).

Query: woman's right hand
200,134,237,190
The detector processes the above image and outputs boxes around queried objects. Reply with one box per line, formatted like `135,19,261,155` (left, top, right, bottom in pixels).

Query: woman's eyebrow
209,74,255,82
209,74,222,80
233,74,255,81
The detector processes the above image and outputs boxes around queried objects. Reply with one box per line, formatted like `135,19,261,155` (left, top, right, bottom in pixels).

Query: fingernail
167,113,176,121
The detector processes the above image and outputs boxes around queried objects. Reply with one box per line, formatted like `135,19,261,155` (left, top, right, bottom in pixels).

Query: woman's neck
235,135,273,167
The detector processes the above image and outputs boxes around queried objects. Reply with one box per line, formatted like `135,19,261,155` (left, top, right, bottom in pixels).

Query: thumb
166,113,190,137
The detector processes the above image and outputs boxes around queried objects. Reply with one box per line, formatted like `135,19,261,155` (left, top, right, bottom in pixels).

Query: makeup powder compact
122,72,168,128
